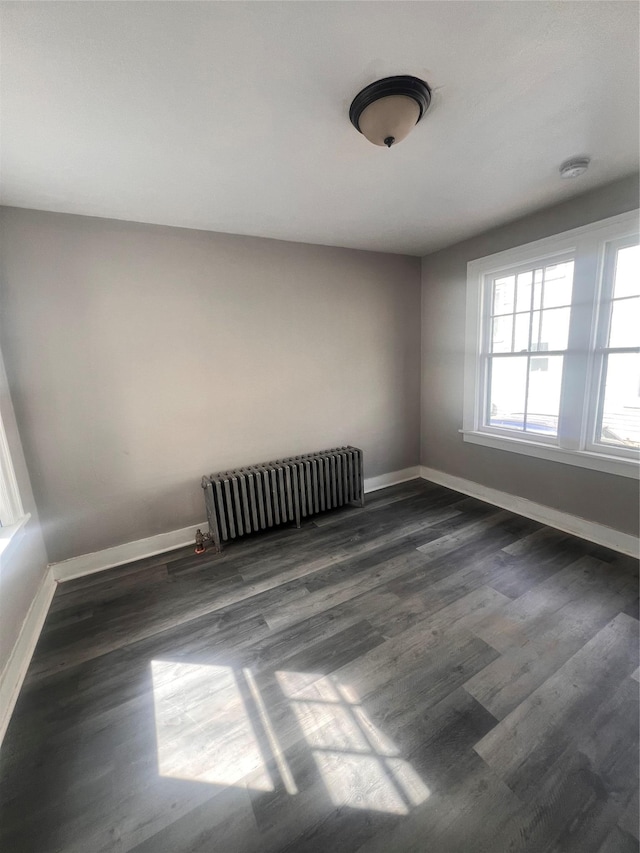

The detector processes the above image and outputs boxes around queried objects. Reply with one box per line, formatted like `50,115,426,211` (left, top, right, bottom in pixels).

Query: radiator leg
211,528,223,553
358,450,365,507
203,482,224,554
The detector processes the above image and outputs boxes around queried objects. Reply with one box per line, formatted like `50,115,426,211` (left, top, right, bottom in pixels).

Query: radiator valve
194,528,211,555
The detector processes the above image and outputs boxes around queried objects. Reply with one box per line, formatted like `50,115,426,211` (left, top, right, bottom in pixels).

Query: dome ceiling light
349,75,432,148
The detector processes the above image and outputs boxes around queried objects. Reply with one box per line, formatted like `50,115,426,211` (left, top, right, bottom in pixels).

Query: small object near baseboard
194,528,208,554
201,446,365,552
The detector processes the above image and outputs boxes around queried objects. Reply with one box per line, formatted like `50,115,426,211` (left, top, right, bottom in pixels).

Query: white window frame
0,412,24,528
0,358,29,557
463,209,640,480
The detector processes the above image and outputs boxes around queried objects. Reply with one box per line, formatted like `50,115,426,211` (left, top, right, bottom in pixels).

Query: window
0,411,24,530
0,353,27,553
463,210,640,479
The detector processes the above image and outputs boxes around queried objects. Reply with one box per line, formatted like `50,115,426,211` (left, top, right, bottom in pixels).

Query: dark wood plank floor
1,480,638,853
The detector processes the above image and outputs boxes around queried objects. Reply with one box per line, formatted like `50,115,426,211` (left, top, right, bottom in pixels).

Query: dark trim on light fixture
349,75,432,134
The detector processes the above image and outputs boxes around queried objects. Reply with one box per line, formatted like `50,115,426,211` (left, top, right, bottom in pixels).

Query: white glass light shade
357,95,421,147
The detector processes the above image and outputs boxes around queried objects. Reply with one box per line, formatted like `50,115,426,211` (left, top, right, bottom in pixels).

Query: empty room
0,2,639,851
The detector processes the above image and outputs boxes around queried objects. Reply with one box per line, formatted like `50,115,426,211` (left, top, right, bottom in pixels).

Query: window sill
0,513,31,563
460,431,639,479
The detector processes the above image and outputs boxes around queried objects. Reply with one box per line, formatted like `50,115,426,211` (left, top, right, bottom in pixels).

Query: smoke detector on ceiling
559,157,590,179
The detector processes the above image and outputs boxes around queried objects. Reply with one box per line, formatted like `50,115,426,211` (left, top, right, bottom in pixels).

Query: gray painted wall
0,208,421,564
421,174,640,537
0,350,48,676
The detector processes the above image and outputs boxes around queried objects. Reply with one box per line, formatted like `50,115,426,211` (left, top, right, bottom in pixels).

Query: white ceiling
1,1,638,256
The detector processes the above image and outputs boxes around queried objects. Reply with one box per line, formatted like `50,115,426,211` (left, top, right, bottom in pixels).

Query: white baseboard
0,569,56,747
47,464,638,586
364,467,421,493
50,467,423,584
51,522,207,583
420,466,639,558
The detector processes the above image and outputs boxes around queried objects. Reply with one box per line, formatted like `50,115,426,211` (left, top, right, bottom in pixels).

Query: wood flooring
0,479,638,853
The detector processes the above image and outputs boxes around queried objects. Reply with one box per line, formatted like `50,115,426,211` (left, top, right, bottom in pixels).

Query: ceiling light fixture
559,157,590,178
349,75,432,149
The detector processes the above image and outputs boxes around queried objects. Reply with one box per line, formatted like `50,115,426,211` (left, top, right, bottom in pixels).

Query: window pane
542,261,574,308
538,307,570,350
525,355,563,437
532,269,543,310
513,313,530,352
491,315,513,352
599,353,640,448
493,276,515,315
488,357,527,431
609,297,640,348
530,310,542,351
516,272,532,313
613,245,640,299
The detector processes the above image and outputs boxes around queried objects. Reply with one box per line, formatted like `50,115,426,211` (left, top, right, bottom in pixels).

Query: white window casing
0,353,29,556
463,209,640,479
0,412,24,527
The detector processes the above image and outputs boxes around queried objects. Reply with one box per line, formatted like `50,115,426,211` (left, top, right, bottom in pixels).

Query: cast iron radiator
201,446,364,552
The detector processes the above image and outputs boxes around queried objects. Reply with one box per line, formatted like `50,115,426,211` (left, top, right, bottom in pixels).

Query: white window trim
0,353,30,557
0,512,30,561
0,410,24,526
463,209,640,480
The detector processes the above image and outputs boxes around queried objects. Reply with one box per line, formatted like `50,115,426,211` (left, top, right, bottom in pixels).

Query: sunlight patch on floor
151,661,429,812
276,671,430,814
151,660,273,790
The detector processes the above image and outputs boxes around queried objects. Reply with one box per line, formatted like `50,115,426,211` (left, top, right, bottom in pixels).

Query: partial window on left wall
0,411,24,528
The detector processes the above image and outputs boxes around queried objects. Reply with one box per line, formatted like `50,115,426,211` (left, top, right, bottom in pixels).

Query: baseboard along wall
50,468,423,583
50,522,207,583
51,465,639,583
420,466,639,559
0,570,56,747
362,467,421,493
